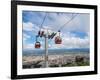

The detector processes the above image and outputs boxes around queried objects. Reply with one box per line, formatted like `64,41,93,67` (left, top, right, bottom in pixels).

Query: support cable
58,13,78,31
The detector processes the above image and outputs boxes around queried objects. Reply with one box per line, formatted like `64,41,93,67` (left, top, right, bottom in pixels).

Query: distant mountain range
23,48,89,56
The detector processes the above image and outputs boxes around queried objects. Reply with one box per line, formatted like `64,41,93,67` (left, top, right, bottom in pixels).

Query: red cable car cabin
35,42,41,48
55,36,62,44
55,30,62,44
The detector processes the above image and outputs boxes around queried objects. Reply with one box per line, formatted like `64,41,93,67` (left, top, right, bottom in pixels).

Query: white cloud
23,44,35,50
23,22,33,31
23,22,39,33
62,36,89,49
62,32,89,49
23,33,31,40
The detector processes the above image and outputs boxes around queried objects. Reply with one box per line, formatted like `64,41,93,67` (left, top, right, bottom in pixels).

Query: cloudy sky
22,11,90,50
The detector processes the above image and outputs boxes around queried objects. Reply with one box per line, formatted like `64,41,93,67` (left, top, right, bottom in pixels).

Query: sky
22,11,90,50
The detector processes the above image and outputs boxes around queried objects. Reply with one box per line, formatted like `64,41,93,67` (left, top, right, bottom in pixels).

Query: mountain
23,48,89,56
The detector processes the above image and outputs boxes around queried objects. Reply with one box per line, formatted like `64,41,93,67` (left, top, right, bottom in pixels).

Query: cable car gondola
55,36,62,44
35,35,41,48
55,30,62,44
35,41,41,48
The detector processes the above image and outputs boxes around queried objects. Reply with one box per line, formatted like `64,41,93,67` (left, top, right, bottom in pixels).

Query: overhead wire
58,13,79,31
40,12,48,30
